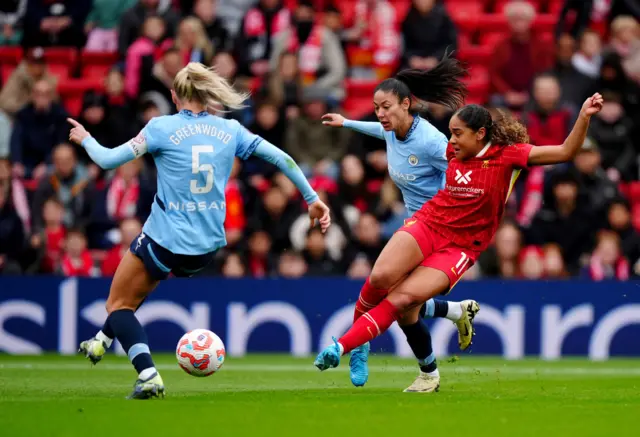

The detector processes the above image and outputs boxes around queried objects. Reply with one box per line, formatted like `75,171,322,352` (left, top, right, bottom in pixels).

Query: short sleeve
507,143,534,169
235,123,263,160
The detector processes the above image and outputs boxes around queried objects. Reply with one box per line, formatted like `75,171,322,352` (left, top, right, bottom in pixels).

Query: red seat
80,50,120,79
57,78,105,117
457,45,492,65
479,31,508,47
343,96,373,120
0,46,23,85
445,1,484,23
533,14,557,33
346,79,377,98
43,47,78,80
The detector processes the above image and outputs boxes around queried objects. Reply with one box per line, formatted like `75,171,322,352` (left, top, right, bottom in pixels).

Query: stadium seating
0,46,22,85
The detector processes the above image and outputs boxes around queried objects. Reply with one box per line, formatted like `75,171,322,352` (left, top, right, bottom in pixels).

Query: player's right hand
308,200,331,233
67,118,91,144
321,113,345,127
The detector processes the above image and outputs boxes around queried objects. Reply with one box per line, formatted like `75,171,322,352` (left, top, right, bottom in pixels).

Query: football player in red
315,93,604,392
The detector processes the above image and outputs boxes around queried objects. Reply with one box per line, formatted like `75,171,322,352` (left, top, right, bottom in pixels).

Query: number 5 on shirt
191,145,214,194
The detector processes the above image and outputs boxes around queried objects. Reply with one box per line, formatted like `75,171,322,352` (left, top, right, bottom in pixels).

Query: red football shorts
399,218,480,293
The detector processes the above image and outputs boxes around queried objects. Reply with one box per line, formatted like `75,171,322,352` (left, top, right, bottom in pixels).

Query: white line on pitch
1,362,640,376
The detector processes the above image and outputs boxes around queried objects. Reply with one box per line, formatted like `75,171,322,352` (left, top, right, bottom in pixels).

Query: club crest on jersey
455,169,472,185
408,155,419,166
482,160,489,168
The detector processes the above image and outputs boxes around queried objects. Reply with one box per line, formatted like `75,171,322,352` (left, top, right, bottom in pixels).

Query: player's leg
349,229,424,387
398,307,440,393
315,266,450,370
423,296,480,351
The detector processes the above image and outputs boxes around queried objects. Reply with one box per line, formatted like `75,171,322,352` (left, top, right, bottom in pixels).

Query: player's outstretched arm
527,93,603,166
253,140,331,232
67,118,139,170
322,113,384,140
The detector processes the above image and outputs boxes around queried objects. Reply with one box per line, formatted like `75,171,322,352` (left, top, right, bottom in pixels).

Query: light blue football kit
343,115,447,214
81,109,318,262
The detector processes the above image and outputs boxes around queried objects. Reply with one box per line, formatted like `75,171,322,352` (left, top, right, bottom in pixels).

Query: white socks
337,342,345,356
445,302,463,321
96,330,113,348
424,368,440,378
139,367,157,381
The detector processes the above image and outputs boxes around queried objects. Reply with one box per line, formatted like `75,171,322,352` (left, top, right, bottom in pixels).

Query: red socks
353,277,388,322
340,299,401,354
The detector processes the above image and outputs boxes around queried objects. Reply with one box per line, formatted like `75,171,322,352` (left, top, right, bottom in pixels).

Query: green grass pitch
0,354,638,437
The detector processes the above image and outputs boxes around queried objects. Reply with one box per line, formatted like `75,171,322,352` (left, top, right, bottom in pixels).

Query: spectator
587,92,636,181
0,168,25,275
284,87,350,177
243,100,286,179
528,171,598,273
22,0,91,48
489,1,554,110
140,47,185,115
347,254,372,279
556,0,640,41
609,16,640,82
10,79,68,179
59,229,94,277
101,217,142,276
546,34,595,109
479,221,523,278
118,0,179,56
217,0,256,38
0,159,29,232
104,68,137,145
85,0,137,52
571,29,603,79
0,111,10,158
269,1,346,102
344,0,401,79
235,0,289,78
522,74,575,146
277,251,307,278
225,158,246,247
596,52,640,117
401,0,457,71
125,15,172,99
175,16,215,65
303,227,337,276
543,243,569,278
338,155,374,213
249,185,298,253
267,51,302,112
0,47,57,118
221,252,247,277
519,245,544,279
105,159,155,223
570,137,620,217
342,212,385,270
323,4,342,40
32,143,94,233
607,198,640,273
30,197,66,273
75,92,111,170
583,230,629,281
193,0,231,53
211,51,237,80
0,0,27,46
246,229,276,277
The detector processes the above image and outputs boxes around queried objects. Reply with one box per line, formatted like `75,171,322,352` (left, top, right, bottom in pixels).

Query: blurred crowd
0,0,639,280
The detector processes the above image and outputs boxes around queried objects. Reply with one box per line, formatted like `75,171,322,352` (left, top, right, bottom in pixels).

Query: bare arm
528,93,603,166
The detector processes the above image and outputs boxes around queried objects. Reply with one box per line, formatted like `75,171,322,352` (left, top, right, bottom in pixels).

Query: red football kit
401,142,534,288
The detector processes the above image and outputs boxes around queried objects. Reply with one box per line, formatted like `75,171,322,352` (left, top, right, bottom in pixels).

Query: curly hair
455,105,530,145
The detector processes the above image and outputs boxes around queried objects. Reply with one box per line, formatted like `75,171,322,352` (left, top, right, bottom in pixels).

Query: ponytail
173,62,249,110
375,50,468,111
455,105,530,145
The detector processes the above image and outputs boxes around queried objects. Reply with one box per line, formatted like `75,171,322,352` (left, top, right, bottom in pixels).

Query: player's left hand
308,200,331,233
581,93,604,117
67,118,91,144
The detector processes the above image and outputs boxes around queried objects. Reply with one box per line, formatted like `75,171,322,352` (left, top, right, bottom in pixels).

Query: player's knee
388,292,421,312
369,267,396,290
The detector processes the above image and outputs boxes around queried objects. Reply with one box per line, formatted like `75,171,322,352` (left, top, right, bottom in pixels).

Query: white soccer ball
176,329,226,377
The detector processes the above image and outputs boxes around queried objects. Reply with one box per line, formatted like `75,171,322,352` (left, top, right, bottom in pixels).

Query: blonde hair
177,17,214,62
611,16,640,36
173,62,249,110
